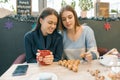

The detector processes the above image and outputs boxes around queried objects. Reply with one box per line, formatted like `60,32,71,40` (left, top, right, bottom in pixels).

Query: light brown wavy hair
59,5,80,33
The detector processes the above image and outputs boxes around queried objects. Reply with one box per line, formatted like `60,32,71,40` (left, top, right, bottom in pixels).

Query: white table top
0,60,111,80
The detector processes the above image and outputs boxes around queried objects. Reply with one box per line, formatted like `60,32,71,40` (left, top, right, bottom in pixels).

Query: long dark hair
59,5,80,32
33,7,59,33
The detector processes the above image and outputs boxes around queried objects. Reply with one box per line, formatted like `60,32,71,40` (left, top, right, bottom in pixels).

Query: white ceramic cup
39,72,52,80
102,55,118,66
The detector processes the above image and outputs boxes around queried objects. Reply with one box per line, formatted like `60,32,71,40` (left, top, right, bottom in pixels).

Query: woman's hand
80,52,93,62
36,50,54,65
36,52,43,62
84,53,93,62
43,52,54,64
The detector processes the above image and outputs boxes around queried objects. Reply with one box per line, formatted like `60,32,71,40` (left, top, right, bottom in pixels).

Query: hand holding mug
36,50,54,65
42,53,54,64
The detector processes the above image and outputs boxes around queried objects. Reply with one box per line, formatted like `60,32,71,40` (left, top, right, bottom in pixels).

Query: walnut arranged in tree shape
58,59,80,72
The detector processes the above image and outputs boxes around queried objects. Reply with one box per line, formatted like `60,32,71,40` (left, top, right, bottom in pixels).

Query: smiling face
61,11,75,30
40,14,57,36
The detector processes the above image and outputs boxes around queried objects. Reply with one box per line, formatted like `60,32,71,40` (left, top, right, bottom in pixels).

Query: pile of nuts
58,59,80,72
108,72,120,80
87,69,105,80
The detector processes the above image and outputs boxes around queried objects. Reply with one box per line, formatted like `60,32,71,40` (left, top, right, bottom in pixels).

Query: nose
51,23,56,28
66,18,70,23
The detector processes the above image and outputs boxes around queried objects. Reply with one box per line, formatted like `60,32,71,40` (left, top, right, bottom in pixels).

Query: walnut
58,59,80,72
88,69,105,80
58,60,63,65
72,65,78,72
108,72,120,80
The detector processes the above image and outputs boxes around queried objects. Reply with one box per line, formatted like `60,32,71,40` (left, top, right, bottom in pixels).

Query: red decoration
104,22,111,31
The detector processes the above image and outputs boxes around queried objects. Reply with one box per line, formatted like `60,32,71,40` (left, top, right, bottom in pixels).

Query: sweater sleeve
85,26,99,59
53,36,63,62
24,33,37,63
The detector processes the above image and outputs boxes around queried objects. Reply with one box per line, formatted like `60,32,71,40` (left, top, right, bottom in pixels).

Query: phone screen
12,65,28,76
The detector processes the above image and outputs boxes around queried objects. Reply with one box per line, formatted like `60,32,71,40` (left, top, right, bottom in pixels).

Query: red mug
36,50,51,65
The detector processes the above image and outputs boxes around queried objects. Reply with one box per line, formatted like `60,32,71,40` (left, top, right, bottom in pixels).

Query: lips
66,24,72,28
49,28,54,32
66,22,72,27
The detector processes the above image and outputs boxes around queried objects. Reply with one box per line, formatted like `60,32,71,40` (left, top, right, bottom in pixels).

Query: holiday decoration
6,15,38,22
31,23,36,29
104,22,111,31
2,15,120,31
4,19,13,29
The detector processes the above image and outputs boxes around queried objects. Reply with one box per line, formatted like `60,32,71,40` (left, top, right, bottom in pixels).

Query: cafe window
0,0,120,17
0,0,39,15
47,0,120,18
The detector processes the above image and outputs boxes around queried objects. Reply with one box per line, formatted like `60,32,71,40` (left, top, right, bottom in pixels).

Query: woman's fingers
85,53,92,62
43,58,53,64
36,50,54,64
50,52,53,55
37,49,41,53
43,55,54,64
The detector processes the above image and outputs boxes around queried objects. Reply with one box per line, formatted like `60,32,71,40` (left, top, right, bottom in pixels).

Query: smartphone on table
12,65,28,76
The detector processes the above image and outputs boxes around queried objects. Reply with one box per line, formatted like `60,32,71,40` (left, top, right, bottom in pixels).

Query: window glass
47,0,120,18
0,0,120,17
0,0,39,14
101,0,120,13
47,0,95,18
0,0,16,11
32,0,38,12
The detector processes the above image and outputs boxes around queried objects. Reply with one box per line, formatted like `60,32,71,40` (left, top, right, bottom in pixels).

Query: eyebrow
62,14,73,18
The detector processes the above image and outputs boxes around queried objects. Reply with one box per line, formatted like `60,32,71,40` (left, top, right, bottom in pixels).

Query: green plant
111,9,118,13
61,0,67,7
0,0,8,9
0,0,8,3
78,0,93,11
70,0,76,9
61,0,76,9
0,0,15,12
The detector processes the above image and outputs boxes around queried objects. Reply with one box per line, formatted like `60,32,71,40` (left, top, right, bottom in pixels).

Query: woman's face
61,11,75,30
40,14,57,36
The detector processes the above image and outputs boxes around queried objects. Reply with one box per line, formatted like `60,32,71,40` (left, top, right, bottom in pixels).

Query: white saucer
111,66,120,73
99,58,120,67
99,59,112,66
29,72,57,80
98,55,119,67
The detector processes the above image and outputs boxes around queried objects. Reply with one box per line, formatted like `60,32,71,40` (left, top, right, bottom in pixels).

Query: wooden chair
12,53,26,64
98,47,109,56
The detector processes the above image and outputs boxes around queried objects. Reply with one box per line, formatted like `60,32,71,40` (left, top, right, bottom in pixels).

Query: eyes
48,21,57,26
62,15,73,21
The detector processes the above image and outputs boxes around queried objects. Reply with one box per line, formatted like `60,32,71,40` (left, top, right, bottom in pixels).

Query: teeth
49,28,53,32
50,28,52,31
